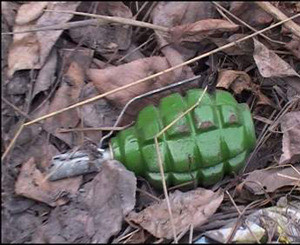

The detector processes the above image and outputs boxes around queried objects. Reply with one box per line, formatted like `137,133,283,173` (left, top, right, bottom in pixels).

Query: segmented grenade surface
111,89,256,189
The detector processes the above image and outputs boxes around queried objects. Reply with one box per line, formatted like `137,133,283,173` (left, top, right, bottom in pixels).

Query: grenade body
110,89,256,189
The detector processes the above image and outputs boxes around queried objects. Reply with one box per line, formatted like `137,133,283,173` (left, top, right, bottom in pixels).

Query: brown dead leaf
8,2,80,78
209,34,254,56
78,83,120,143
32,47,57,99
15,157,81,207
128,188,224,239
217,69,273,106
43,48,92,147
285,39,300,59
286,77,300,100
15,2,48,25
1,2,19,28
69,2,132,54
152,2,220,61
244,165,300,195
169,19,239,44
152,2,219,29
87,56,191,117
230,2,273,27
32,160,136,243
217,70,252,93
253,39,300,78
279,111,300,164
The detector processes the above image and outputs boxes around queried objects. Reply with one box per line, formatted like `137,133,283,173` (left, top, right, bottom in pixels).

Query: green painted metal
110,89,256,189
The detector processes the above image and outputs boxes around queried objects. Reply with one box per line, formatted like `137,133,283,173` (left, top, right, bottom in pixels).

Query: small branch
255,1,300,39
44,9,169,33
2,96,31,120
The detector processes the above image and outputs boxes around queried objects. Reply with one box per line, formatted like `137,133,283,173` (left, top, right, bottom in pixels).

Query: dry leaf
230,2,273,27
32,47,57,99
217,69,252,93
8,2,80,77
79,83,120,143
15,2,48,25
285,39,300,59
87,56,192,117
209,33,254,56
286,77,300,100
15,157,81,207
253,39,300,78
1,1,19,28
152,2,220,61
169,19,239,44
152,2,219,29
43,49,92,147
279,111,300,164
128,188,224,239
217,69,273,106
244,165,300,195
32,160,136,243
69,2,132,54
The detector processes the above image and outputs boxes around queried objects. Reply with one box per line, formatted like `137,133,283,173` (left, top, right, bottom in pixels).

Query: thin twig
116,34,154,64
136,187,161,202
57,126,129,133
154,137,178,243
243,96,299,173
189,224,194,244
156,87,207,137
255,1,300,39
277,173,300,182
133,1,149,19
134,2,158,36
44,9,169,33
225,191,261,243
212,1,286,45
153,87,207,243
2,96,31,121
2,13,299,161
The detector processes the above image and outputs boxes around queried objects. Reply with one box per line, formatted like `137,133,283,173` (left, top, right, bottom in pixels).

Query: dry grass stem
225,191,261,243
154,137,178,243
57,126,129,133
212,1,286,45
189,224,194,244
153,87,207,243
244,96,299,173
44,9,169,33
255,1,300,39
2,13,299,161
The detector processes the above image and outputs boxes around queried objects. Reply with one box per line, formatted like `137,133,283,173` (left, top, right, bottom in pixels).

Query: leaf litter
2,1,300,244
128,188,224,240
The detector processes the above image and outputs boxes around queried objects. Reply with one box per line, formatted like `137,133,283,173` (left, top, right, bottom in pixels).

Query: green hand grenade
110,89,256,189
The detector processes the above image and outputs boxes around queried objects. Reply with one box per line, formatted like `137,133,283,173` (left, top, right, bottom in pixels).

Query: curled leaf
217,69,273,106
